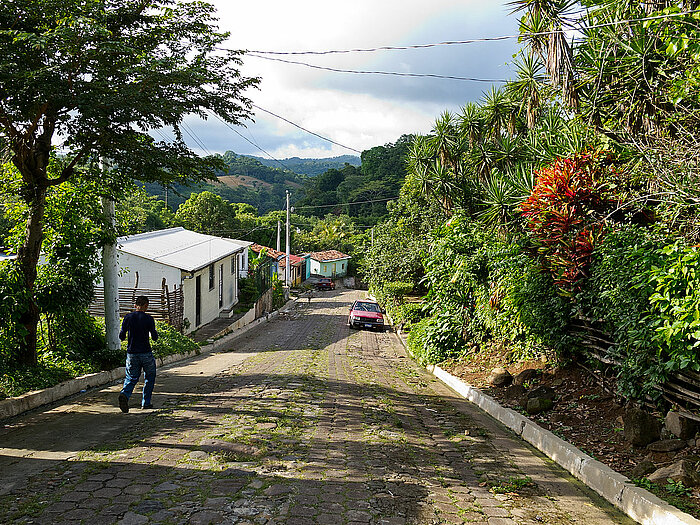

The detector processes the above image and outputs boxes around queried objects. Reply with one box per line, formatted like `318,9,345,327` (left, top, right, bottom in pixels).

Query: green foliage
116,186,175,235
175,191,238,236
406,314,467,365
382,281,414,303
649,242,700,373
238,276,259,306
272,279,286,310
150,321,199,358
577,224,664,397
392,302,425,330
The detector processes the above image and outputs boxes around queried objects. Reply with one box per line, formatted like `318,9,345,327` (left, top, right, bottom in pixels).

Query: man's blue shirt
119,311,158,354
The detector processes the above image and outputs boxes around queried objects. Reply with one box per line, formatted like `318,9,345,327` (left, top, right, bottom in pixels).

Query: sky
180,1,522,160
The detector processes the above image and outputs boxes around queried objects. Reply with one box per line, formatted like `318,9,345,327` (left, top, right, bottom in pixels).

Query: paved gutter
394,329,700,525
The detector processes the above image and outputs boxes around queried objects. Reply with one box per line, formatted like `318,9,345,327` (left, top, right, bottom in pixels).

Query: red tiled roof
310,250,351,262
250,244,285,260
279,254,303,268
251,244,303,266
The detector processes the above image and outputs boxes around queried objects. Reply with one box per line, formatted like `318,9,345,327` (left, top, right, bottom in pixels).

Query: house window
342,263,345,269
208,263,215,290
231,254,236,274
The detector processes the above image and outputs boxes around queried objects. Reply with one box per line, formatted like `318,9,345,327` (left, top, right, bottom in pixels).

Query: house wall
116,253,181,289
116,250,243,335
310,258,350,278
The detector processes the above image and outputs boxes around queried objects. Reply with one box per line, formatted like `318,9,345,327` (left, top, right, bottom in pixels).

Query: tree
0,0,258,363
175,191,238,236
116,186,175,235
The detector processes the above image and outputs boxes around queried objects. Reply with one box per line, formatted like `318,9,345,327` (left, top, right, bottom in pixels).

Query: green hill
250,154,361,177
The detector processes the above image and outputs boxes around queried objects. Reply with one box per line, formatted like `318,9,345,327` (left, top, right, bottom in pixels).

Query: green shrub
393,302,425,329
382,281,414,303
406,312,467,364
150,321,200,358
649,242,700,373
577,224,663,397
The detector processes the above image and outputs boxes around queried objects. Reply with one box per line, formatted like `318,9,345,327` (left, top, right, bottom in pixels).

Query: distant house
110,227,251,333
310,250,351,278
250,244,305,286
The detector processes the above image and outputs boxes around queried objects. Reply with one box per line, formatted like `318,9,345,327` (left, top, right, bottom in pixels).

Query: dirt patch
441,348,700,518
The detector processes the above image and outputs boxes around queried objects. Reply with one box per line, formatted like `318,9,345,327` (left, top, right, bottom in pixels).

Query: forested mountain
143,151,304,214
294,135,413,225
251,154,361,177
142,143,406,220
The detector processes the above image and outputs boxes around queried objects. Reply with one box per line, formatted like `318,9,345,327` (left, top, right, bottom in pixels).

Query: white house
111,227,251,333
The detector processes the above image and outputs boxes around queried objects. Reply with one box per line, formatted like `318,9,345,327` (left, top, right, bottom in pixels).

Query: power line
251,104,363,154
244,9,700,56
181,121,212,156
246,53,507,83
208,112,295,172
293,196,397,210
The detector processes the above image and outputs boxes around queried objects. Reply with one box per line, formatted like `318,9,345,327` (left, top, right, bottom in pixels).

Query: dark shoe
141,404,154,409
118,393,129,413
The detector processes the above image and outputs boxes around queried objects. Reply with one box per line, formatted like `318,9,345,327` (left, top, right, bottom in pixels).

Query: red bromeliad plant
520,152,613,293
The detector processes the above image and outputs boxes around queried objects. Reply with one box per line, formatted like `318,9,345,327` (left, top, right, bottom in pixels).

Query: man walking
118,295,158,413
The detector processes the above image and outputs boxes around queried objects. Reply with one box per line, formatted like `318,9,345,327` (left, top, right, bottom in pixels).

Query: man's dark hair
135,295,149,307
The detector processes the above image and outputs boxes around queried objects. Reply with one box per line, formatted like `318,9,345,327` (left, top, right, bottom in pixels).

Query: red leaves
520,152,612,292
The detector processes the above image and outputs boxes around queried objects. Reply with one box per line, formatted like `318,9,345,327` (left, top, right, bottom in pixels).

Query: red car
316,277,335,291
348,300,385,331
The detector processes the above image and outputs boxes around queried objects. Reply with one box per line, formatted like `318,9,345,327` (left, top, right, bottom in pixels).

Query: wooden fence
89,279,184,332
570,317,700,422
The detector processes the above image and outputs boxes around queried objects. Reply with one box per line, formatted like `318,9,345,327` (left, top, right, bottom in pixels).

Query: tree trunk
16,185,47,366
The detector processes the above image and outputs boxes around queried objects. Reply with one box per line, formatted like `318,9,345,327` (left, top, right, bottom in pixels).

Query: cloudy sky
181,0,522,160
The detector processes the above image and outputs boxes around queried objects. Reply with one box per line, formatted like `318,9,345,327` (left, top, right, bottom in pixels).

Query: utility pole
101,161,120,353
285,190,291,288
276,220,281,252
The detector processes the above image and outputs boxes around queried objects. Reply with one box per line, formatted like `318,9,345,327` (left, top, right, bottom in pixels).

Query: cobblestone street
0,289,634,524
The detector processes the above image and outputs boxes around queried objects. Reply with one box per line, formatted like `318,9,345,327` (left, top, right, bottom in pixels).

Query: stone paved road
0,289,636,524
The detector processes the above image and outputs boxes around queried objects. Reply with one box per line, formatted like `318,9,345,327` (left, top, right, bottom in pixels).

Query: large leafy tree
0,0,259,364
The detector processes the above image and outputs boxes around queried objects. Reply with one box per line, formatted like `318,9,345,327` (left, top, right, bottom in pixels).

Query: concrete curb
0,299,298,422
399,332,700,525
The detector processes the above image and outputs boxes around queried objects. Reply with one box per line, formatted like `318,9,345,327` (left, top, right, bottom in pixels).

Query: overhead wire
208,112,297,172
246,53,507,83
244,9,700,56
251,104,362,154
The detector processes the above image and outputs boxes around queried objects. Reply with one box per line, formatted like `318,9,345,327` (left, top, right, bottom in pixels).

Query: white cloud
183,1,522,158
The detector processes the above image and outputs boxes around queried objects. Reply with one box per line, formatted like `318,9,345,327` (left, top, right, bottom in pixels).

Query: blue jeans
121,352,157,407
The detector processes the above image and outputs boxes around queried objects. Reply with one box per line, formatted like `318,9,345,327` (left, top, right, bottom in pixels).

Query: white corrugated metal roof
117,227,252,272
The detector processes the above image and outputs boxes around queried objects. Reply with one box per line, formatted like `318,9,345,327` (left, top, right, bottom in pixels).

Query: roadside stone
526,397,553,415
647,438,687,453
188,450,209,460
513,369,539,386
623,407,662,446
504,385,526,400
630,460,656,479
488,368,512,387
648,459,700,487
665,411,698,440
527,386,555,401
